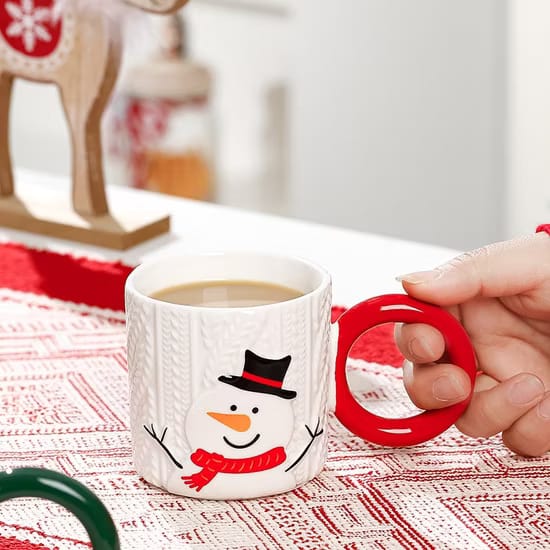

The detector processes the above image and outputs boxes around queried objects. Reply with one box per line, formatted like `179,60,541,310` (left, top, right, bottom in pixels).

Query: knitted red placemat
0,243,548,550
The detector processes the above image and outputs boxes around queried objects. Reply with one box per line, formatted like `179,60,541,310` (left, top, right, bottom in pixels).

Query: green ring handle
0,468,120,550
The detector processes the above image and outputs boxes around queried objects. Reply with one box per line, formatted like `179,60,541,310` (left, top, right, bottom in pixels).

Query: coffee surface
151,280,303,307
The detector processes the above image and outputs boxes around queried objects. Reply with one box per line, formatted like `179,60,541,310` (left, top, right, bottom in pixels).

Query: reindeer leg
57,27,121,217
59,84,109,217
0,72,14,197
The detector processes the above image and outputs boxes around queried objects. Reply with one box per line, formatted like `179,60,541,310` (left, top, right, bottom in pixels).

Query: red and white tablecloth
0,243,548,549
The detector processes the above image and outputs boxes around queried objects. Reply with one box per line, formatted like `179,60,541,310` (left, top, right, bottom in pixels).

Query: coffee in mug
151,280,303,307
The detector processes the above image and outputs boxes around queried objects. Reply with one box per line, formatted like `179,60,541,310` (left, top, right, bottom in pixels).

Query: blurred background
8,0,550,250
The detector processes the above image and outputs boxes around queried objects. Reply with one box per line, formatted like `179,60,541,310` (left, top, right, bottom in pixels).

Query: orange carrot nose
207,412,251,432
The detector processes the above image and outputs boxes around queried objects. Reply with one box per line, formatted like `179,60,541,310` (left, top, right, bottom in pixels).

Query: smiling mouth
223,433,260,449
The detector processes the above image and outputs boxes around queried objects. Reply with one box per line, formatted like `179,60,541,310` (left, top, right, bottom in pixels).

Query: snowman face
185,384,295,457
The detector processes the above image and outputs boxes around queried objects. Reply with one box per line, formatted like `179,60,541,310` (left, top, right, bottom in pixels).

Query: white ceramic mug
125,252,476,500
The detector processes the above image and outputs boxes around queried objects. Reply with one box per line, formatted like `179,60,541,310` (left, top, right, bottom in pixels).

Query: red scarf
182,447,287,492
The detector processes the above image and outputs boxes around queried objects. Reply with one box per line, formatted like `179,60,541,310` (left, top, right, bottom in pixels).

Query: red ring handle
334,294,476,446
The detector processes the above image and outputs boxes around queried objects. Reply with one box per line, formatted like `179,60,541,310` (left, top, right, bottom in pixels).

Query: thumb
396,233,550,306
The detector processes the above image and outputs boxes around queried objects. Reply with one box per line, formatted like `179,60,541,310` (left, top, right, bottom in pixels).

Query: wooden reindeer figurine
0,0,188,249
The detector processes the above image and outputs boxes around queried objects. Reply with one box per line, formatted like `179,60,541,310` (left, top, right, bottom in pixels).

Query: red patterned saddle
0,0,62,57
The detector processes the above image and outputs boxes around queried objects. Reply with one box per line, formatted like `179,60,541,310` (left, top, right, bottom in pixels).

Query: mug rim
125,250,332,313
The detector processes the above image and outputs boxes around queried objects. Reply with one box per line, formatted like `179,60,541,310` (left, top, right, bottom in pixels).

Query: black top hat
218,350,296,400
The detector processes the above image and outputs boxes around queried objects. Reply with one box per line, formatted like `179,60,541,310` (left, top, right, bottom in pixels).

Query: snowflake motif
4,0,59,53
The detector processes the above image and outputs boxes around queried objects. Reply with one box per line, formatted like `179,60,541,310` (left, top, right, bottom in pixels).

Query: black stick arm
144,424,183,469
285,420,324,473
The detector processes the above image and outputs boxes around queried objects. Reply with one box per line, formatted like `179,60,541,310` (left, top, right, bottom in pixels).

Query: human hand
395,233,550,456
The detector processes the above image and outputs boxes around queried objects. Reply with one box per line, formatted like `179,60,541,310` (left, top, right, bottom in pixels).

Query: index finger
398,233,550,307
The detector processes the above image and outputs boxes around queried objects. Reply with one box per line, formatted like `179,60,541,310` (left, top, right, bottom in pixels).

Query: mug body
125,252,332,500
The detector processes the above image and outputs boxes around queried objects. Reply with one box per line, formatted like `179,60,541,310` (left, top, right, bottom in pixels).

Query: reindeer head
124,0,189,14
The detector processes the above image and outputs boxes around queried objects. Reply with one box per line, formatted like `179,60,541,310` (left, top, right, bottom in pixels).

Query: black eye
230,404,237,411
252,407,259,414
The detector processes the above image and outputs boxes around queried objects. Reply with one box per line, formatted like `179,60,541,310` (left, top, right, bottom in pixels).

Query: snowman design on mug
145,350,324,497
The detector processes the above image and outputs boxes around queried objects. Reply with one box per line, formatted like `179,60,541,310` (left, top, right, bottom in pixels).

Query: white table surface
1,169,461,307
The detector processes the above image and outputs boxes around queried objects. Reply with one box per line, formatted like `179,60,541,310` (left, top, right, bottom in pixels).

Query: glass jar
105,14,214,201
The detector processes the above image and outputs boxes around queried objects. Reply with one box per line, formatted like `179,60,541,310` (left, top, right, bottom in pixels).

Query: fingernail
432,375,469,402
508,375,545,405
409,337,435,360
402,360,413,385
537,392,550,419
394,323,402,341
396,270,442,285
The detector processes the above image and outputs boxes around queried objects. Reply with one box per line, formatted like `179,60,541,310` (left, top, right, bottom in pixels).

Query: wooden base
0,181,170,250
